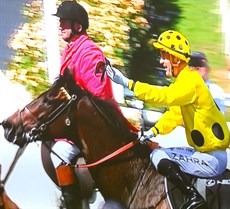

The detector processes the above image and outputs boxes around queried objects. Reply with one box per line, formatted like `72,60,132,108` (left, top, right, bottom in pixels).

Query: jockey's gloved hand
138,129,155,144
106,64,129,88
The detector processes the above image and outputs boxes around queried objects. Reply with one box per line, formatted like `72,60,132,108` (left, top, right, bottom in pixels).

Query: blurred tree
6,0,181,98
126,0,181,86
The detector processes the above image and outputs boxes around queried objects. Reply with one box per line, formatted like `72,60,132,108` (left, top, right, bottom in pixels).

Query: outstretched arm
105,62,131,88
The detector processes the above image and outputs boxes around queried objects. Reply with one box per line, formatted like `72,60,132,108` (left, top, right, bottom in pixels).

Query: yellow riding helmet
153,30,191,63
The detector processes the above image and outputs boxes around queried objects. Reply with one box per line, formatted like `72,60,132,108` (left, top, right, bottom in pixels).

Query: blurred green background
5,0,230,120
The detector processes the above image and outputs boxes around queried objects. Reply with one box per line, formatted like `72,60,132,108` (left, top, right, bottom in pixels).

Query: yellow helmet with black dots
153,30,191,63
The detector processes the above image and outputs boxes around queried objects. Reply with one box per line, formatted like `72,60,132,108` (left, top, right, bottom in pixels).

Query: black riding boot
157,159,206,209
56,164,82,209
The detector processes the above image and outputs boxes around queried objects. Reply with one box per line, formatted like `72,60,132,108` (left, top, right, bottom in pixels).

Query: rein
39,90,141,168
17,84,141,168
43,134,140,169
76,139,139,168
1,145,27,185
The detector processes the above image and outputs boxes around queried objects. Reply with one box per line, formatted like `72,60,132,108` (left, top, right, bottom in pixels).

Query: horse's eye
43,97,52,106
43,97,48,104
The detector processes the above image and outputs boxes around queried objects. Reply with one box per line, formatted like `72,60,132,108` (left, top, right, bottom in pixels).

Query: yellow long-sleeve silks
129,66,230,152
152,106,183,135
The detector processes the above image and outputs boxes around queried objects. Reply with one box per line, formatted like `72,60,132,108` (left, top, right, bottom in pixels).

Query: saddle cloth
165,169,230,209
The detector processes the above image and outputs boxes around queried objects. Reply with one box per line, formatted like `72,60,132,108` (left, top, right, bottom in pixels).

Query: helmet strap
171,67,175,77
66,21,83,42
157,42,191,59
66,32,75,43
169,54,176,77
71,21,83,35
171,60,181,67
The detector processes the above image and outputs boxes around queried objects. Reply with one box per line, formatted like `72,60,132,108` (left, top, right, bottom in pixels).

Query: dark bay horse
1,69,170,209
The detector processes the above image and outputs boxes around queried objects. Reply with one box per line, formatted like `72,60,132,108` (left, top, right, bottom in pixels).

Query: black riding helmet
53,1,89,32
188,52,208,68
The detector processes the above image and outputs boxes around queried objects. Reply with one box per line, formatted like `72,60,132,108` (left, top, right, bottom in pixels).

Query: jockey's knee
51,140,80,168
150,149,170,169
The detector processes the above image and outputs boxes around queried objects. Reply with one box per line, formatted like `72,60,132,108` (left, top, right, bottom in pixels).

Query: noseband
15,94,78,145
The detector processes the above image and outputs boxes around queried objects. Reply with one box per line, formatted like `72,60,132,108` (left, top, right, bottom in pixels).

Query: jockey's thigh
51,140,81,168
150,147,227,178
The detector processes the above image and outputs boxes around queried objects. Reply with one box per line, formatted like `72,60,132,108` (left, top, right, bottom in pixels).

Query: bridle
14,92,78,146
6,84,141,169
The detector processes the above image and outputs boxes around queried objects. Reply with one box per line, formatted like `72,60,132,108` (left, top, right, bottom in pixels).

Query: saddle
166,169,230,209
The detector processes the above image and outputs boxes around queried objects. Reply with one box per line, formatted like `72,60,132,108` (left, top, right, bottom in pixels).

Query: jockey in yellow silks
106,30,230,209
132,66,229,152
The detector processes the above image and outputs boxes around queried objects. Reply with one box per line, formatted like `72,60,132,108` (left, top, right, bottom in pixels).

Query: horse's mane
52,69,137,142
92,97,137,140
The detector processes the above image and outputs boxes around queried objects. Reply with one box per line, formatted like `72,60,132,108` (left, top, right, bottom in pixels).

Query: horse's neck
75,98,169,208
75,96,131,159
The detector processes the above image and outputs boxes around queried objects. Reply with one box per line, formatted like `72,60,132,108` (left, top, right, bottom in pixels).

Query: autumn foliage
6,0,148,98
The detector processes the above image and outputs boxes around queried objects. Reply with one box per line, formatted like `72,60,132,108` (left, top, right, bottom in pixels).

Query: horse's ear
63,68,74,79
61,67,84,95
63,68,77,89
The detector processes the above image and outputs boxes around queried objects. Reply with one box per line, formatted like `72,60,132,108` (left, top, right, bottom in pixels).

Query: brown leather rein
32,87,141,169
76,139,140,168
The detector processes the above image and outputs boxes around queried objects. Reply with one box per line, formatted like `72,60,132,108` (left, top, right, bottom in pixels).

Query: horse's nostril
1,120,15,142
1,120,12,129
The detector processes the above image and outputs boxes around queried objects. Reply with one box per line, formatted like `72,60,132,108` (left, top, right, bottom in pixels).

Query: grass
8,0,229,120
140,0,230,121
173,0,230,121
174,0,226,69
